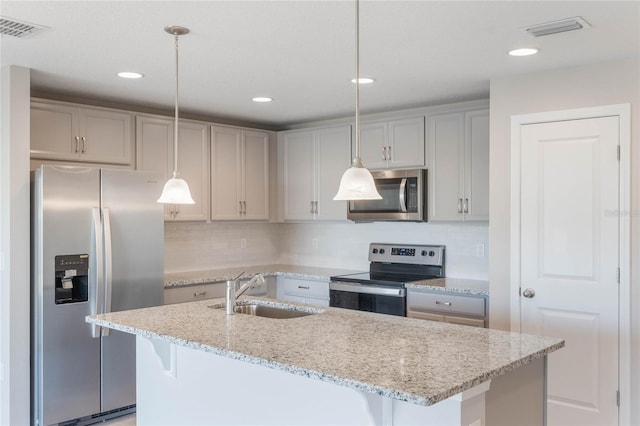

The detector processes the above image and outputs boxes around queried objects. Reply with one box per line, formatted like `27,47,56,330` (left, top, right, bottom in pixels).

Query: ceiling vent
0,16,49,38
524,17,591,38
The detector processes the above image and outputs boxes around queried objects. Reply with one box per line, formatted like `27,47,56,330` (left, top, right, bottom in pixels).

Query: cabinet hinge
616,390,620,407
617,145,620,161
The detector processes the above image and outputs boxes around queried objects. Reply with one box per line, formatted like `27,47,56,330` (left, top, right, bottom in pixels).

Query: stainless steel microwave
348,169,427,222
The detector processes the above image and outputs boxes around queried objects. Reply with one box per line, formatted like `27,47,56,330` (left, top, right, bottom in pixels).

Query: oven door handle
330,281,406,297
399,178,408,213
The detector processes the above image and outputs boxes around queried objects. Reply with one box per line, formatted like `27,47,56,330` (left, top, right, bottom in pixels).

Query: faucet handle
255,274,265,286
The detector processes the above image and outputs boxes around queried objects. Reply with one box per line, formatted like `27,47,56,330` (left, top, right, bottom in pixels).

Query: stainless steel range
329,243,446,317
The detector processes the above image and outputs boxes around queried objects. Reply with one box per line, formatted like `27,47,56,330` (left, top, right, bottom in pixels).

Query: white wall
279,222,488,278
164,221,488,279
489,57,640,424
0,65,31,426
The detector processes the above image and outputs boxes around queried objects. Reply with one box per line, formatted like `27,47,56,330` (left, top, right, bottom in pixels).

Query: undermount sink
211,302,321,319
233,304,316,319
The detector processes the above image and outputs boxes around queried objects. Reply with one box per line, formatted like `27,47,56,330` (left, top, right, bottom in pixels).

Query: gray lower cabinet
164,277,273,305
164,282,226,305
276,276,330,307
406,289,487,327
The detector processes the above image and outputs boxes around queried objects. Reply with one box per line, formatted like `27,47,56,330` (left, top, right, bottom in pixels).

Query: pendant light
333,0,382,201
158,25,195,205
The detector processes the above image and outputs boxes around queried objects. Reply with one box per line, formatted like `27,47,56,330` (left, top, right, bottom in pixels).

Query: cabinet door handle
81,136,86,153
310,201,314,214
298,285,310,290
435,301,452,306
457,198,463,214
387,145,391,160
193,291,207,298
463,198,469,214
239,201,243,215
314,201,318,214
243,201,247,216
74,136,80,153
382,146,387,160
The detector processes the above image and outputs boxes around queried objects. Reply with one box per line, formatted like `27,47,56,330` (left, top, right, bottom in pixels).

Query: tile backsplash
165,221,489,280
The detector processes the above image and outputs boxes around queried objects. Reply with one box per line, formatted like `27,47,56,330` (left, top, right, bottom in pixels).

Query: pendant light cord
354,0,361,165
173,34,180,178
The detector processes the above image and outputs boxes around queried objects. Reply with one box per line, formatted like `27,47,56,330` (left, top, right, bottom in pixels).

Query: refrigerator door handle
91,207,104,338
102,207,113,337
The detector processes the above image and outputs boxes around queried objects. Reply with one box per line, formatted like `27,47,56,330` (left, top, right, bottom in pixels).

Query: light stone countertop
405,278,489,296
165,264,489,296
87,297,562,406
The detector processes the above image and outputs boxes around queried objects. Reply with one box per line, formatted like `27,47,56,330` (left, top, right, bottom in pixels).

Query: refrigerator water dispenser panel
55,254,89,304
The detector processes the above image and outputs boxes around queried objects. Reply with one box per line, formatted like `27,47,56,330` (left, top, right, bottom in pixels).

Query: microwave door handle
399,178,408,212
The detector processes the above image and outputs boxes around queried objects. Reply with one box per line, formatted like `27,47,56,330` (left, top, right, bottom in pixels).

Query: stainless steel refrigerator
31,165,165,426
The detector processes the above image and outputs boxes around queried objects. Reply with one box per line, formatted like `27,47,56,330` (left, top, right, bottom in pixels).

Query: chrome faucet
226,272,265,315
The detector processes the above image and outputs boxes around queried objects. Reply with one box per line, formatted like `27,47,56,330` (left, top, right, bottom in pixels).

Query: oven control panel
368,243,445,266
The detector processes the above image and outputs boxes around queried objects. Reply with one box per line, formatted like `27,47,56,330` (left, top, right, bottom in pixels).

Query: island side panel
136,335,379,426
135,335,491,426
485,356,546,425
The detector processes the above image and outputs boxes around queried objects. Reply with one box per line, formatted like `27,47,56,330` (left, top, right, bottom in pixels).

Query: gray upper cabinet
31,99,133,165
136,114,209,222
358,116,425,170
427,109,489,222
281,125,351,221
210,125,270,221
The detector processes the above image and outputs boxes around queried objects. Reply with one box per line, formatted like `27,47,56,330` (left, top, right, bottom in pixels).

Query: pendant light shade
158,25,195,205
334,0,381,201
157,173,195,204
333,158,381,200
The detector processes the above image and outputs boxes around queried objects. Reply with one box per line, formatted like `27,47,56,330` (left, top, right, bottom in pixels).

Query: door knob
522,288,536,298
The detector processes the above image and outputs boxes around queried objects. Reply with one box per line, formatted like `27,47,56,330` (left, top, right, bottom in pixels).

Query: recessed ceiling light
508,48,539,57
351,77,375,84
252,97,273,103
117,71,144,79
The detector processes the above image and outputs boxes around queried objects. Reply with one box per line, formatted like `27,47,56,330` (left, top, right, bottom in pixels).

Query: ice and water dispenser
54,254,89,304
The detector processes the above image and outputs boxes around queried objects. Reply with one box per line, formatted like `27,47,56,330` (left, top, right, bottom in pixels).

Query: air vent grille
0,16,48,38
524,17,591,38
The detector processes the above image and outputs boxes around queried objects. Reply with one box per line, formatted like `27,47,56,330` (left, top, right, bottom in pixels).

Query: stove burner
330,243,446,287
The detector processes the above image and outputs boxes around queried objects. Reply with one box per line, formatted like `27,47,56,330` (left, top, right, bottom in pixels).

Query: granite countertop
165,264,490,296
87,297,562,406
406,278,490,296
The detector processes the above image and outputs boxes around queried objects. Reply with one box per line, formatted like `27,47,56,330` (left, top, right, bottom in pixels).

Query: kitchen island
87,297,562,426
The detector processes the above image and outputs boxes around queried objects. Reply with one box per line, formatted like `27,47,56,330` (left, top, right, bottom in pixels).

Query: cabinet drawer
407,291,485,317
278,277,329,300
164,283,225,305
407,310,444,322
444,315,485,328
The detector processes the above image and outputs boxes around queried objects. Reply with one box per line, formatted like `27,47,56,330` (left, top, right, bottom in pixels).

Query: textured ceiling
2,1,639,128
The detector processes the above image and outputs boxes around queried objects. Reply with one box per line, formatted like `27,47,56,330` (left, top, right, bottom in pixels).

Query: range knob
421,250,428,256
429,250,435,257
379,249,385,254
372,248,379,254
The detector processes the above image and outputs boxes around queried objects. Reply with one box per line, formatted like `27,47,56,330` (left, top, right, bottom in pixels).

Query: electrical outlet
240,238,247,249
312,238,319,249
476,243,485,257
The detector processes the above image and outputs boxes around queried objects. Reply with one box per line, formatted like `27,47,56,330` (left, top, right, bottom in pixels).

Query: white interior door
518,116,620,426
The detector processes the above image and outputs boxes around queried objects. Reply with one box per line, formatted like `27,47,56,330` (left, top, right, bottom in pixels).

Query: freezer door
99,169,164,411
32,166,102,425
